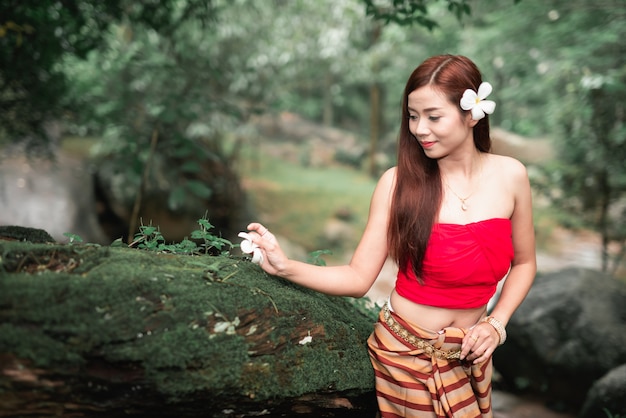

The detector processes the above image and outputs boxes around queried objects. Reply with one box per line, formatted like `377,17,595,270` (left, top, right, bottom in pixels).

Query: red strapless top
395,218,514,309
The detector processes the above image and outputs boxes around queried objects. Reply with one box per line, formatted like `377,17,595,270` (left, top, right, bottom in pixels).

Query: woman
243,54,536,417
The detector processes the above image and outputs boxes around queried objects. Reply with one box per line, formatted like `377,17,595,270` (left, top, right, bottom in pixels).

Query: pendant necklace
444,155,484,211
445,183,474,211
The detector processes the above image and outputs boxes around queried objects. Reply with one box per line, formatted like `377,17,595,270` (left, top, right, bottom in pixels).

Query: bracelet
482,316,507,345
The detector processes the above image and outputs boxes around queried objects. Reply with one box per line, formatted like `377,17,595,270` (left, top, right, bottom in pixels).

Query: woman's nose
414,118,429,137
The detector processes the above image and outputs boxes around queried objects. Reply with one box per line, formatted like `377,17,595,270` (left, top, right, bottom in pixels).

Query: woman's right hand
244,222,289,276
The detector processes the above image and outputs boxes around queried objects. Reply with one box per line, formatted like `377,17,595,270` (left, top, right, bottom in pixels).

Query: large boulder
580,364,626,418
0,152,110,244
0,233,377,417
493,267,626,412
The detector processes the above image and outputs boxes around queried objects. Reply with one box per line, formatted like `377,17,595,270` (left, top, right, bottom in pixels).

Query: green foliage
363,0,473,29
190,216,233,255
63,232,84,244
0,0,216,147
0,21,34,45
1,0,481,150
129,217,233,255
604,408,624,418
60,2,253,217
557,50,626,275
306,250,334,266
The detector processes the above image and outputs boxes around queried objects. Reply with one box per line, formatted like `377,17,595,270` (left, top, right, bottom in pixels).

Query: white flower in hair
238,232,264,265
460,82,496,120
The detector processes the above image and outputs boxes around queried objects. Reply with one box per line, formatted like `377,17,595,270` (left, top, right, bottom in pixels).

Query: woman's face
407,85,477,159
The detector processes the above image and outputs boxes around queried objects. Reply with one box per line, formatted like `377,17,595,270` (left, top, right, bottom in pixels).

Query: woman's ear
466,112,479,128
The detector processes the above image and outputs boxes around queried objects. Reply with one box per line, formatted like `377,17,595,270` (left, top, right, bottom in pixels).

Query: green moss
0,241,375,403
0,225,55,243
0,324,85,367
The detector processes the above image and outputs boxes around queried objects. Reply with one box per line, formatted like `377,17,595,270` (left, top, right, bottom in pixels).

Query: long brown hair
387,55,492,281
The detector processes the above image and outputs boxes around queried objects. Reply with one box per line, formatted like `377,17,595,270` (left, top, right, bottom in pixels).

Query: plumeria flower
238,232,264,265
460,82,496,120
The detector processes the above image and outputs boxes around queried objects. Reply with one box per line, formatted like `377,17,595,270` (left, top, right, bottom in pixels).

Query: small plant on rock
129,217,233,255
190,214,233,255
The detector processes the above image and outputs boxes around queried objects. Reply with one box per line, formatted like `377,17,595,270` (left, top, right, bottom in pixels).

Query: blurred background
1,0,625,281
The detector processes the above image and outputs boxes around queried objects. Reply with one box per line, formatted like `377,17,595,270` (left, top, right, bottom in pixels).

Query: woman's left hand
460,322,500,364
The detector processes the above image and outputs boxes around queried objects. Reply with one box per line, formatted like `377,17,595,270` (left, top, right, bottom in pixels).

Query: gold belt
382,303,461,360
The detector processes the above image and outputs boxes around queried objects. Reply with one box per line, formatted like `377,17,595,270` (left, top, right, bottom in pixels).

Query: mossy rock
0,225,55,243
0,239,377,416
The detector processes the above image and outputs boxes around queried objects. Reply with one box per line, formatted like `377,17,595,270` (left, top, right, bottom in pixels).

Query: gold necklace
443,155,484,211
445,182,474,211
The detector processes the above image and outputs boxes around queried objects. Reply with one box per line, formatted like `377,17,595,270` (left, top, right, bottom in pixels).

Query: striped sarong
367,304,493,417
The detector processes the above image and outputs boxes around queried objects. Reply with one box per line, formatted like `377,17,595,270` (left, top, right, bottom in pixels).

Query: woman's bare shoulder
377,166,397,188
382,166,397,178
485,153,528,179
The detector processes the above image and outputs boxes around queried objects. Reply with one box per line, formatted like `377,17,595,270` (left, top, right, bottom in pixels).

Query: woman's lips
420,141,436,149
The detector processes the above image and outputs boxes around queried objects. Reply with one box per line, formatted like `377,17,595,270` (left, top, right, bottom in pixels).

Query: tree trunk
323,72,334,127
368,83,381,178
597,168,610,273
367,24,382,178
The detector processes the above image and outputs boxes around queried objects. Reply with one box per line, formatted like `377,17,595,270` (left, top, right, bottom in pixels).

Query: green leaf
306,249,332,266
180,161,201,173
168,186,187,210
186,180,212,199
63,232,84,244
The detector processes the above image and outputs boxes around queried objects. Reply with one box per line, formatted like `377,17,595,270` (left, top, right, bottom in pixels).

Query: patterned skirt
367,304,493,418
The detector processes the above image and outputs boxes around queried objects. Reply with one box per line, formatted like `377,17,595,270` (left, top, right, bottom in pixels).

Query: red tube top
395,218,514,309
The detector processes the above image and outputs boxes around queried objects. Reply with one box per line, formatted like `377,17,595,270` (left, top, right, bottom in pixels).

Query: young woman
243,54,536,417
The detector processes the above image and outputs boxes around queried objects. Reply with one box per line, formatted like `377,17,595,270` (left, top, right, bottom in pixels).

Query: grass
60,136,99,158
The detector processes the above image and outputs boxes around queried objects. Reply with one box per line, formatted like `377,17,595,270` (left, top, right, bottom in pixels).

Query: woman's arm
462,159,536,364
489,160,537,325
246,167,397,298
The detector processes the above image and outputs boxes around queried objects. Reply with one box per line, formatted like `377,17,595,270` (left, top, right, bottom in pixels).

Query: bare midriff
390,289,487,332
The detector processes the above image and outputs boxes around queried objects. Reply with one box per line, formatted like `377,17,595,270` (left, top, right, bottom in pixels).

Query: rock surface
493,267,626,414
579,364,626,418
0,152,110,244
0,235,376,417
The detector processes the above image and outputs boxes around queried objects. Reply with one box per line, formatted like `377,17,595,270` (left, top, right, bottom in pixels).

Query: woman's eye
429,116,440,121
408,115,418,121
